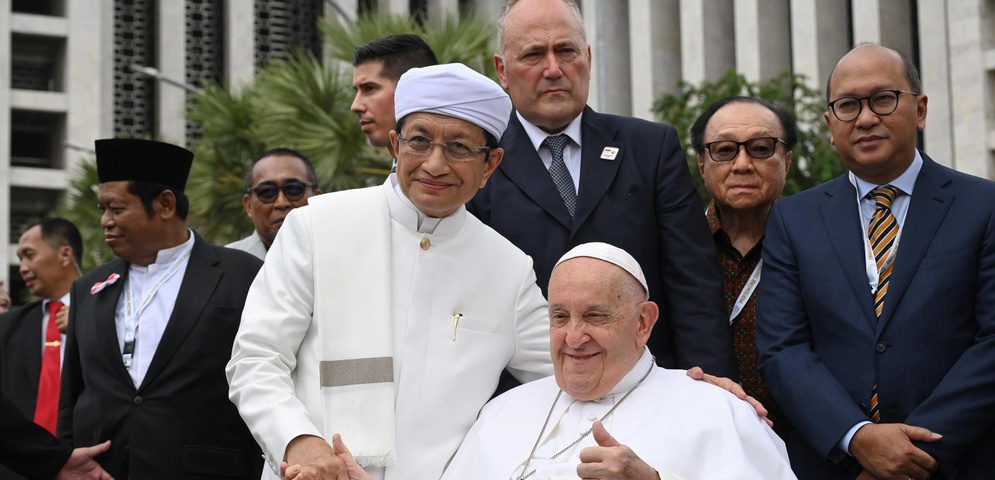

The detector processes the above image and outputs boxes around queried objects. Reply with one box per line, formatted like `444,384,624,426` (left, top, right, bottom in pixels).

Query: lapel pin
90,273,121,295
600,147,619,160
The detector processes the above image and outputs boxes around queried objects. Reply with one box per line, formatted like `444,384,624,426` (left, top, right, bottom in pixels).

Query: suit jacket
0,391,71,480
757,153,995,479
226,230,267,260
469,107,736,377
0,301,44,419
57,233,264,480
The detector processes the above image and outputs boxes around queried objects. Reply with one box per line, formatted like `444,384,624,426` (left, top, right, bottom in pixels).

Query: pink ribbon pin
90,273,121,295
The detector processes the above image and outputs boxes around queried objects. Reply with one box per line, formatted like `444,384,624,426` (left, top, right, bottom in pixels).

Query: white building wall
7,0,995,286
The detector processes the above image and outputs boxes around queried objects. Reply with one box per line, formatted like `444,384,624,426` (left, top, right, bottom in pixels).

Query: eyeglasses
703,137,787,163
827,89,918,122
396,134,490,161
246,181,314,204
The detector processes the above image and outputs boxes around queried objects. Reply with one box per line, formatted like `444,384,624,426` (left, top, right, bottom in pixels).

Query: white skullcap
394,63,512,140
554,242,649,300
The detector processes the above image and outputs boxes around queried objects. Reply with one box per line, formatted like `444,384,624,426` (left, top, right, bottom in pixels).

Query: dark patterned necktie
867,185,900,423
544,134,576,217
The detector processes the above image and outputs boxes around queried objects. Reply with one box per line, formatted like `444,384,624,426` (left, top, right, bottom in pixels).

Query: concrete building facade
2,0,992,291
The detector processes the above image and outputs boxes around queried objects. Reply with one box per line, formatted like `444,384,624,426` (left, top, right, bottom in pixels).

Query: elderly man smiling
442,243,794,480
228,63,552,480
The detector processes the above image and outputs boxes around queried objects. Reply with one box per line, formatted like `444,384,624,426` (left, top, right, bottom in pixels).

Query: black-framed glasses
827,89,918,122
396,134,490,161
246,181,314,204
703,137,787,163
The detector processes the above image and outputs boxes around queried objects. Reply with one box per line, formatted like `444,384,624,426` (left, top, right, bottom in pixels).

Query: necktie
34,300,63,434
867,185,900,423
544,134,577,217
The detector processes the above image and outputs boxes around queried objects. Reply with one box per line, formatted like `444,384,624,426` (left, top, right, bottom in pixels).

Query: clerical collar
386,174,465,235
131,229,195,272
579,347,654,402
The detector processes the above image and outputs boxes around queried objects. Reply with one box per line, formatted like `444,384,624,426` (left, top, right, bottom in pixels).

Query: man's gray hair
496,0,586,54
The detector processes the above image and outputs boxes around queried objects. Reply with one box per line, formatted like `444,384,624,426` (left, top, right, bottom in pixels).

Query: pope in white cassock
226,63,553,480
441,242,797,480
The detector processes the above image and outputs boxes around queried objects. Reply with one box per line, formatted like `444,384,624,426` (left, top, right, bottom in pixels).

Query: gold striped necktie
867,184,901,423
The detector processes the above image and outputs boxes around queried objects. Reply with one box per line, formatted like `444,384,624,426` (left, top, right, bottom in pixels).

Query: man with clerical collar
57,138,264,479
440,243,793,480
307,243,793,480
227,63,553,480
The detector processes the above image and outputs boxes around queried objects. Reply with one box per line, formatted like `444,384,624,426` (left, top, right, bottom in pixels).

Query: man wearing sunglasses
757,43,995,479
228,149,320,259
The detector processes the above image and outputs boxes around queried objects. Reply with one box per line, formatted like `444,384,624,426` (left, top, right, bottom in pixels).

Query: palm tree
57,10,499,250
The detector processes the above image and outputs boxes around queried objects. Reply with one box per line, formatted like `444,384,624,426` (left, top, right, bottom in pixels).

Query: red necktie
34,300,63,434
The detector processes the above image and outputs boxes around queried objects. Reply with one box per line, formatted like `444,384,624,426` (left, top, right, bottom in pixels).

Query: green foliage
52,161,115,272
52,11,503,253
320,10,498,78
652,69,844,203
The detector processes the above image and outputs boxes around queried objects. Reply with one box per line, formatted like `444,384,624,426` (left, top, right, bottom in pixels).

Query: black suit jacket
0,301,47,480
0,391,71,480
57,234,264,480
470,107,736,377
0,301,45,419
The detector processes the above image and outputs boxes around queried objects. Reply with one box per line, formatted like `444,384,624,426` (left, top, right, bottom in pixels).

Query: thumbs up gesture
576,421,661,479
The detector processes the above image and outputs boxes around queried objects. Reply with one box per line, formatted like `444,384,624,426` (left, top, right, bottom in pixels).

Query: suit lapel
91,259,134,385
572,108,623,235
877,156,953,328
820,177,878,329
140,235,220,391
498,113,574,229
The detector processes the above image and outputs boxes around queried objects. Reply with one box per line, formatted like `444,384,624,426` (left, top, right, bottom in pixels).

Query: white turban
394,63,512,140
554,242,650,300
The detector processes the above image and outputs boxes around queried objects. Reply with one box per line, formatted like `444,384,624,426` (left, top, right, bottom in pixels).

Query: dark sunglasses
246,181,314,204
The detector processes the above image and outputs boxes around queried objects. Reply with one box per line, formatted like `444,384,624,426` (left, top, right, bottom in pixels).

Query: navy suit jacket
757,153,995,479
469,107,736,377
57,234,264,480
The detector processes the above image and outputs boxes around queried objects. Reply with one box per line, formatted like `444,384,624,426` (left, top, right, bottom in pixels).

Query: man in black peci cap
57,138,264,480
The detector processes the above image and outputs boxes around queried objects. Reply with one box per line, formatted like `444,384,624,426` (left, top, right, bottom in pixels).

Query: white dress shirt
517,111,584,192
114,232,195,387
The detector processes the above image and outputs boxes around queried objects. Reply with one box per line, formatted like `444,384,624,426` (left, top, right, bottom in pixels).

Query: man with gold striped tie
757,43,995,480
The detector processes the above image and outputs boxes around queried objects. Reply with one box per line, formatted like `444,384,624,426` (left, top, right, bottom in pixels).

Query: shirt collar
43,292,71,310
516,110,584,151
386,174,465,236
851,149,923,198
155,229,195,264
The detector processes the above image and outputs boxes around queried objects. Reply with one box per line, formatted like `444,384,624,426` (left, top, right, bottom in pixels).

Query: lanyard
729,260,762,325
122,247,192,369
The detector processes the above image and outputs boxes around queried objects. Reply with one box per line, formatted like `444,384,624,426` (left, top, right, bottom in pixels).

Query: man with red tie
0,218,83,478
0,218,83,428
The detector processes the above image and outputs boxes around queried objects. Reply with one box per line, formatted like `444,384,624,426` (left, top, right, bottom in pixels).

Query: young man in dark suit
57,139,264,479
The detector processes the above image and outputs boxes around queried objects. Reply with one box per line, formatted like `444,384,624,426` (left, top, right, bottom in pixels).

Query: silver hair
496,0,586,54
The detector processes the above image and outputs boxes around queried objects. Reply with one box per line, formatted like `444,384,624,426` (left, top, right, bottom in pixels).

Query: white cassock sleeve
508,258,555,384
226,208,323,473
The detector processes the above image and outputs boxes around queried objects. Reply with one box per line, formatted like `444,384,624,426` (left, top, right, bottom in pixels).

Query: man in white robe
226,63,553,480
441,243,795,480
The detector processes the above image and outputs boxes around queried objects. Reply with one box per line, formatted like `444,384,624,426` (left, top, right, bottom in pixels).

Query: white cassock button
420,237,431,250
587,415,598,421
